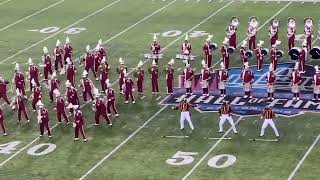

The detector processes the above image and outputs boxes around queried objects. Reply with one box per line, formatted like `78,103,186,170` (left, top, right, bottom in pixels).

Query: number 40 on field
0,141,56,156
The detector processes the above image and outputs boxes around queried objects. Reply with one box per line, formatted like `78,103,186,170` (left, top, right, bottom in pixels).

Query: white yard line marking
211,1,292,68
0,0,65,32
73,0,177,64
140,95,146,100
155,96,162,101
0,0,12,6
182,117,243,180
79,3,234,179
0,0,121,64
0,0,178,166
287,134,320,180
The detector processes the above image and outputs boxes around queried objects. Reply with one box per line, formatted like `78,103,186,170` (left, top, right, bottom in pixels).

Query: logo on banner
160,63,319,117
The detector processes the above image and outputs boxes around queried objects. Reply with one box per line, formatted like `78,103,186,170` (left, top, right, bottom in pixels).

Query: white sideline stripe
287,134,320,180
79,2,233,179
211,1,292,68
0,0,65,32
79,105,168,180
182,117,243,180
73,0,178,64
111,0,234,86
0,0,121,64
0,0,11,6
0,0,177,167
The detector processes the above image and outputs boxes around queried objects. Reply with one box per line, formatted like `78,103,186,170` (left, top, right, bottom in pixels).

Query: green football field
0,0,320,179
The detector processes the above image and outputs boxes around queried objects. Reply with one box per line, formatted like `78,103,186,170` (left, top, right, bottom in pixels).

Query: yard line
211,1,292,68
287,134,320,180
0,0,12,6
111,0,234,86
73,0,178,63
79,2,234,179
0,0,65,32
182,117,243,180
0,0,121,64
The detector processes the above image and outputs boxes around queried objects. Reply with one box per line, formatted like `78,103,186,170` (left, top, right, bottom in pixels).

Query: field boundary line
0,0,12,6
0,0,65,32
79,2,234,179
0,0,121,64
0,0,178,167
287,134,320,180
181,117,243,180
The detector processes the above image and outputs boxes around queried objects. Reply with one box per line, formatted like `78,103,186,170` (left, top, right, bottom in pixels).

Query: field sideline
0,0,319,180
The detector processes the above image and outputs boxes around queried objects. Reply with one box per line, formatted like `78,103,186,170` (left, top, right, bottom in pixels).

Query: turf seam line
0,0,65,32
287,134,320,180
0,0,121,64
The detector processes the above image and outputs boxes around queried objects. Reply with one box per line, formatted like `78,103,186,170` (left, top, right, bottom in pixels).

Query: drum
291,84,300,93
209,43,217,51
314,85,320,94
200,80,208,88
244,82,252,91
184,81,192,88
310,47,320,60
267,84,275,93
245,50,253,58
218,81,226,90
288,47,301,61
227,47,235,54
276,50,284,58
144,53,163,59
261,48,269,56
175,54,195,61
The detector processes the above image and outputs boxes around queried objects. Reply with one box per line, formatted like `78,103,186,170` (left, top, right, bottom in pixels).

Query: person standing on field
172,98,194,131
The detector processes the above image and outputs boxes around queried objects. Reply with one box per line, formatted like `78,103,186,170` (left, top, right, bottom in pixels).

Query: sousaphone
310,46,320,60
288,47,301,60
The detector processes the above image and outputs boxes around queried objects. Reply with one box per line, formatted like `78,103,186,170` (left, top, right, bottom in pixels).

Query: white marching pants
219,114,237,133
180,112,194,130
260,119,279,136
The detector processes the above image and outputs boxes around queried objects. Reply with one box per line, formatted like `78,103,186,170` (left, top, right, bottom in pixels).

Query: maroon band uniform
54,46,64,71
255,47,263,71
94,97,112,125
166,64,174,94
39,108,51,137
28,65,40,91
0,79,10,105
66,64,76,87
202,42,212,68
32,86,42,111
74,109,87,140
49,78,60,102
43,54,53,80
269,26,278,46
0,108,6,135
106,87,118,116
221,44,229,69
63,44,73,64
55,96,69,123
287,27,296,50
136,67,144,95
201,66,210,95
124,77,135,103
84,52,96,78
150,66,159,94
14,72,26,96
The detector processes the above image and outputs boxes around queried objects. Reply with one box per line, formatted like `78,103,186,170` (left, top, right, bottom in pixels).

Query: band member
66,57,76,87
299,39,308,73
31,79,42,112
94,44,103,75
313,66,320,101
287,17,296,50
291,62,302,101
166,59,174,95
266,63,276,100
49,72,60,102
241,62,254,98
27,58,40,91
105,80,119,117
135,61,144,95
117,57,127,94
260,106,279,137
203,35,213,68
53,89,69,124
304,17,313,51
172,98,194,130
42,46,53,81
97,57,109,92
0,76,11,105
201,60,210,96
36,101,51,138
14,63,26,98
63,37,73,63
123,73,135,104
150,34,161,64
182,34,192,56
270,40,281,71
149,60,159,95
240,41,248,69
97,39,107,58
221,37,230,70
218,62,228,97
184,61,194,95
80,70,94,102
226,17,239,48
54,39,64,71
65,80,80,113
0,108,6,136
73,105,87,142
255,40,264,71
247,16,258,50
269,18,279,46
93,89,112,126
11,89,29,122
218,100,237,133
83,45,97,79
